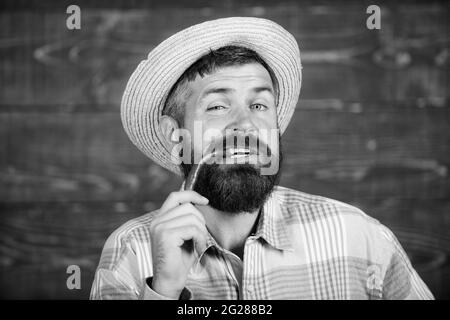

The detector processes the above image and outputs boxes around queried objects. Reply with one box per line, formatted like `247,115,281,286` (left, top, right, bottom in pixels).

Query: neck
196,204,261,259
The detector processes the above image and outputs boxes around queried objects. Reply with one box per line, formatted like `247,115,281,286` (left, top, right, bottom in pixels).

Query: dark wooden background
0,0,449,299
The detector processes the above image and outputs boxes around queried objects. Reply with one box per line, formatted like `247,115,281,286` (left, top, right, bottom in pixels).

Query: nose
226,106,257,133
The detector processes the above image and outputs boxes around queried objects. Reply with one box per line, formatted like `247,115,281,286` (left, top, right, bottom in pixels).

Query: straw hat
121,17,302,175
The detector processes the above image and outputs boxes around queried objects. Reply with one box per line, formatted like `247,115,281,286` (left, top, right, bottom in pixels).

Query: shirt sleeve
380,225,434,300
90,228,192,300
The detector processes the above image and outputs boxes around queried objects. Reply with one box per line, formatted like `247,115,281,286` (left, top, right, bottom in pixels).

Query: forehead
187,63,274,93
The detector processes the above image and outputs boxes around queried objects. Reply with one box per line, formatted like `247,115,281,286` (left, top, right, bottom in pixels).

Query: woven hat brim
121,17,302,175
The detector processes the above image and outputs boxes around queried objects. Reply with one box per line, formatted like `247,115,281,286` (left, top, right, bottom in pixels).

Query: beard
181,139,283,214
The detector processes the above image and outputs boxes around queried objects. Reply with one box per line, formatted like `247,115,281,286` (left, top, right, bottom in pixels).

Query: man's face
178,63,282,213
183,63,278,157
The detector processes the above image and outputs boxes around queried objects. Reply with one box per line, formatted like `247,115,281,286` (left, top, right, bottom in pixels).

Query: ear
159,115,180,147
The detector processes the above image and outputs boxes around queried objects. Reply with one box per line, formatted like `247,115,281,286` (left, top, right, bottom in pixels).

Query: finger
155,214,207,235
168,225,208,255
160,191,209,213
155,203,206,225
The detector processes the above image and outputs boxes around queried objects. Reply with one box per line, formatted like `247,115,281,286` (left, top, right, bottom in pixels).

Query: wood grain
0,1,448,299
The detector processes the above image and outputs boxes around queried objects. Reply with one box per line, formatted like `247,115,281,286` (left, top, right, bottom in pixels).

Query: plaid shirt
90,186,433,300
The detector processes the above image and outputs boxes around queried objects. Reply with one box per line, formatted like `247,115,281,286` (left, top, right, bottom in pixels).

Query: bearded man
90,17,433,300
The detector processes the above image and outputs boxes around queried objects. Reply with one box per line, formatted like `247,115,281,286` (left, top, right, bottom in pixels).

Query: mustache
185,137,284,213
184,132,279,191
204,131,273,159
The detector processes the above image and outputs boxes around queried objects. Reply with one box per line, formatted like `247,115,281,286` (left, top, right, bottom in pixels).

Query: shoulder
104,210,159,247
97,210,159,270
273,186,432,299
273,185,372,219
273,185,397,251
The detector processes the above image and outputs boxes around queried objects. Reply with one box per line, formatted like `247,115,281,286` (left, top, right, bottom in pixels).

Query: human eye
250,103,268,111
206,104,227,112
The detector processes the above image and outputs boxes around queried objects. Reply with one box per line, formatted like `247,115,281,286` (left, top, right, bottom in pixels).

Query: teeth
230,154,249,159
228,148,251,155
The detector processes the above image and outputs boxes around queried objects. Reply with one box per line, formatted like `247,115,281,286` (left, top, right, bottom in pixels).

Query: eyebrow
251,86,274,95
201,87,235,98
199,85,274,102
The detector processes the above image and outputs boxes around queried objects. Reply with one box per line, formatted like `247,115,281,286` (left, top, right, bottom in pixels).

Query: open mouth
226,148,256,159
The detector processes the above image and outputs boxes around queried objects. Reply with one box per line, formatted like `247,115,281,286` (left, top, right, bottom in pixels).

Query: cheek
201,120,226,149
261,130,280,156
187,119,226,155
255,113,279,154
268,108,279,128
255,110,278,130
186,111,278,154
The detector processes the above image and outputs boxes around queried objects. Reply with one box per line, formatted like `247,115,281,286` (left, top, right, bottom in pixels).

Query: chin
191,162,281,214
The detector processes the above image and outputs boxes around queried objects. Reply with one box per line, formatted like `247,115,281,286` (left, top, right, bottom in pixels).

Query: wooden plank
0,111,183,202
0,1,448,300
0,202,137,299
0,199,449,299
0,3,448,106
281,106,450,202
1,107,448,202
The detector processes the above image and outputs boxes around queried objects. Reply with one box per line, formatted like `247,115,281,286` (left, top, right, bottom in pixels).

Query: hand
149,191,209,299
